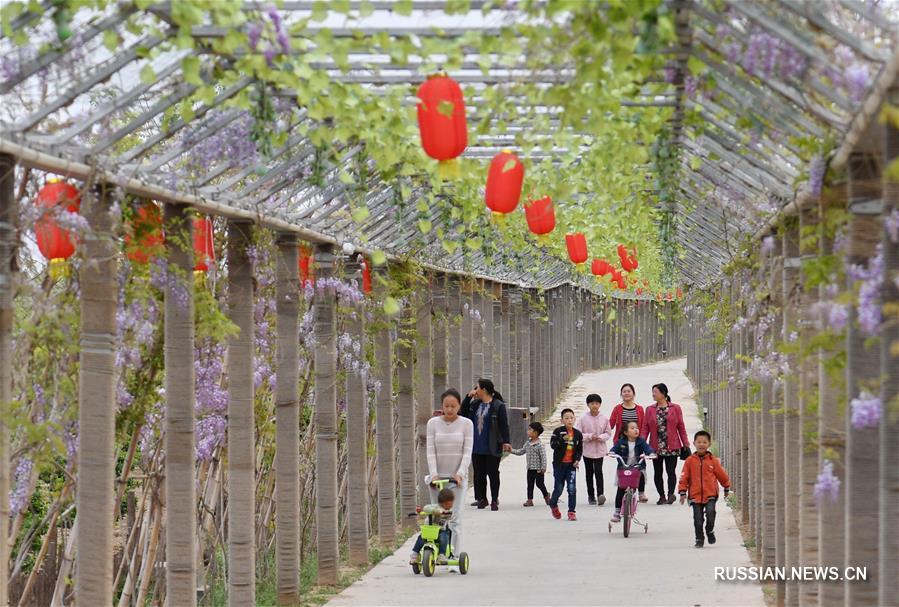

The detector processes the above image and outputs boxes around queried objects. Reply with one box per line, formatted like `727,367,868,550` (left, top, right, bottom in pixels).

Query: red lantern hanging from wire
485,149,524,222
34,179,80,274
676,287,683,299
416,74,467,179
193,216,214,273
298,245,314,288
362,257,372,294
125,202,164,264
524,196,555,243
565,233,588,265
617,244,638,272
591,258,612,277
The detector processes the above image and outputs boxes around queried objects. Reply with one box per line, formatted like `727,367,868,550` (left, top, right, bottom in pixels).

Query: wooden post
520,292,531,409
782,218,801,607
414,285,433,502
344,257,368,567
844,151,882,606
374,268,396,544
460,283,473,389
0,154,14,607
492,283,502,386
163,204,197,607
501,287,511,396
432,275,448,392
397,308,417,529
471,282,484,381
508,289,519,406
312,243,337,586
274,234,301,599
447,279,462,391
75,184,118,606
482,281,494,381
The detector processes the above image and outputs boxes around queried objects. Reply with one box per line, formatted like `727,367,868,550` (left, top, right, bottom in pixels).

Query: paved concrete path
327,358,764,607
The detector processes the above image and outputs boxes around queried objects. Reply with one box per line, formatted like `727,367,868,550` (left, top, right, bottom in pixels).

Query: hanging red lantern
34,180,80,269
617,244,638,272
565,233,588,265
416,74,467,178
636,287,643,296
590,258,612,276
666,291,674,301
125,203,164,264
193,216,214,273
298,245,314,288
676,287,683,299
362,257,372,294
485,149,524,220
524,196,555,242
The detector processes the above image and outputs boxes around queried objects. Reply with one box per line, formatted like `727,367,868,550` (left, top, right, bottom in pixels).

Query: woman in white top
426,388,474,553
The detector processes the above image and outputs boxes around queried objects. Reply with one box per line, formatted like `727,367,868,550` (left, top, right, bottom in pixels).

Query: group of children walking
510,389,731,547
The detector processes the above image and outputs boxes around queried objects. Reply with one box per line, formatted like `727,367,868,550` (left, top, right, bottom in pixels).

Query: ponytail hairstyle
652,383,671,402
477,378,495,396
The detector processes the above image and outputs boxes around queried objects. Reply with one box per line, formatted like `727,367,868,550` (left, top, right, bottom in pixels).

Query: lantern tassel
491,211,507,226
437,158,461,180
536,233,549,246
48,258,68,280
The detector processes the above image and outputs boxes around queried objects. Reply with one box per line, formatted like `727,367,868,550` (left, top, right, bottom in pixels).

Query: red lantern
565,233,588,265
591,258,612,276
610,269,626,290
362,258,372,294
126,203,164,264
666,291,673,301
676,287,683,299
34,180,80,266
524,196,555,241
485,150,524,219
298,245,314,287
617,244,638,272
416,74,467,177
193,216,214,273
636,287,643,296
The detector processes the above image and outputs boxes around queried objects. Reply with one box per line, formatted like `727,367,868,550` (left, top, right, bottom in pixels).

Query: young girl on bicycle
609,420,654,522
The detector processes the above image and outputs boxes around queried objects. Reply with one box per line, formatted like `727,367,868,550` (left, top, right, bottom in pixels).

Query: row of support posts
685,94,899,607
0,150,688,607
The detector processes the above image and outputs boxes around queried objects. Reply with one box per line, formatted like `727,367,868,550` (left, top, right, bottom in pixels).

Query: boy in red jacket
678,430,731,548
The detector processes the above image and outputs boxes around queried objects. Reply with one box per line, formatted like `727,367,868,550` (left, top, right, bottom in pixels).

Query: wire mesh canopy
1,0,896,290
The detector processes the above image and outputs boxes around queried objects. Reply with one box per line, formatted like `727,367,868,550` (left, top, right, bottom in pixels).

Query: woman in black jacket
460,378,511,510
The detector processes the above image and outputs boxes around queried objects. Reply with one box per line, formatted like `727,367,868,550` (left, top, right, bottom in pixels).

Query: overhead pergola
1,0,897,289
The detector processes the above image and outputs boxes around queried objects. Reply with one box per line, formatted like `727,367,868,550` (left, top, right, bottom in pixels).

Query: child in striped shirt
511,422,550,507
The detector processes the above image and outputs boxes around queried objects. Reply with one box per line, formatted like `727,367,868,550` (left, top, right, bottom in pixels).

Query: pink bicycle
607,453,655,537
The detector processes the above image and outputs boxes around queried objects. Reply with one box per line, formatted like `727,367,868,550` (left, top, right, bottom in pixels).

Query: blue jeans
550,463,577,512
412,528,450,555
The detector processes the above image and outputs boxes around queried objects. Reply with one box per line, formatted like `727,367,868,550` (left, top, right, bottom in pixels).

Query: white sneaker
409,552,420,564
436,554,448,565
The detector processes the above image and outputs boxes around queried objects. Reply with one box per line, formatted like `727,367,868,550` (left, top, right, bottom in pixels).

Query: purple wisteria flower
9,457,33,516
761,235,776,255
850,391,882,429
813,459,840,504
247,22,263,50
848,246,883,335
808,155,826,198
844,62,870,102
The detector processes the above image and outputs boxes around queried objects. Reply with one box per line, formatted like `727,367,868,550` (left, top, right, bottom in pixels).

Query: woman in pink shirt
575,394,612,505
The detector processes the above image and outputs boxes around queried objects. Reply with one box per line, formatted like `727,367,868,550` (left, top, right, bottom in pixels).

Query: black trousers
526,469,549,500
692,498,717,540
653,454,679,497
472,453,501,502
583,456,605,500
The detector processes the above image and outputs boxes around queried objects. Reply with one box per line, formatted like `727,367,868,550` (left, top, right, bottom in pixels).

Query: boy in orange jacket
678,430,731,548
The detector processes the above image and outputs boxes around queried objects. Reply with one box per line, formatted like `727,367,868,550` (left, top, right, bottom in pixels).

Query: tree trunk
163,204,197,607
880,87,899,607
396,309,417,529
76,184,118,606
373,269,396,545
313,244,339,584
414,288,433,502
845,152,882,607
345,258,368,568
0,154,15,607
275,234,300,603
227,220,256,605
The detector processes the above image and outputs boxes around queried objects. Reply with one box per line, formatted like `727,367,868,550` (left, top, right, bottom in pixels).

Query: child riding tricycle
408,478,469,577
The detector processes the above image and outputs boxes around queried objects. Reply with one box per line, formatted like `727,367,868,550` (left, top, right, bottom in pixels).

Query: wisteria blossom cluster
850,391,882,429
718,23,807,82
337,331,375,394
740,349,791,384
195,341,229,461
463,302,484,324
304,276,365,304
807,155,826,198
248,244,278,394
829,46,872,103
847,245,883,335
810,282,849,333
183,112,259,176
9,457,33,517
813,459,840,504
150,257,190,311
247,4,291,65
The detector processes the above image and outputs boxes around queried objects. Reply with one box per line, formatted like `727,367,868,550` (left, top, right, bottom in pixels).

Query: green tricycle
409,478,470,577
